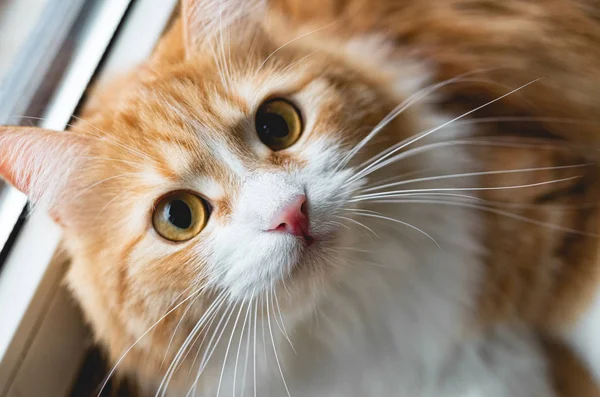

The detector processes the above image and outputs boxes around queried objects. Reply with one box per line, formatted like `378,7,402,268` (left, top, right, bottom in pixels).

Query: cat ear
181,0,264,55
0,126,87,222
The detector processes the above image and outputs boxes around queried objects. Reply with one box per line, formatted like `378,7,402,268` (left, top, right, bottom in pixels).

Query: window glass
0,0,51,84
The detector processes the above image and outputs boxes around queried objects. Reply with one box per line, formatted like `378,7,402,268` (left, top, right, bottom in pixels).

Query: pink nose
267,195,313,243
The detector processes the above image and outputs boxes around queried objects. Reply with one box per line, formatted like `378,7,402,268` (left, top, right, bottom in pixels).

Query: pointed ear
0,126,87,222
181,0,264,55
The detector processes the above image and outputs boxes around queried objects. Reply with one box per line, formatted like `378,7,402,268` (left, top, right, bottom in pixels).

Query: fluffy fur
2,0,600,395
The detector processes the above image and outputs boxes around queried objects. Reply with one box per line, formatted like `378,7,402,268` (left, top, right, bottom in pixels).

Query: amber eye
255,98,303,151
153,191,208,242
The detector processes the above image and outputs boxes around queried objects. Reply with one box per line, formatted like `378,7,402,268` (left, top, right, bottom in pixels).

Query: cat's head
0,0,433,374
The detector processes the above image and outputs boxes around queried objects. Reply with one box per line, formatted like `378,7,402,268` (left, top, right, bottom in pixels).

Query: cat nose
267,195,313,243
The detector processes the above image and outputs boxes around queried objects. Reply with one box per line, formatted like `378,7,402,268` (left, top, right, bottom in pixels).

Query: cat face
71,27,414,308
95,55,373,303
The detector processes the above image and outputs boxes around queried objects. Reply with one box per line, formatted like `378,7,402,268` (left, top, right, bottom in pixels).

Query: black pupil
166,200,193,229
256,112,290,139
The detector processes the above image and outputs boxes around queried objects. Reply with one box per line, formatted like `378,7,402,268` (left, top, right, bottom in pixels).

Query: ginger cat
2,0,600,395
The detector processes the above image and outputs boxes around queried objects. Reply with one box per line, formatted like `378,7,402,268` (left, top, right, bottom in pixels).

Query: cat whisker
253,298,258,397
255,21,338,76
334,254,395,270
361,191,597,211
185,298,237,397
94,185,139,222
360,164,587,193
261,294,268,367
352,138,591,184
352,175,581,202
273,288,296,354
336,68,506,172
216,295,248,397
346,78,543,184
267,289,292,397
97,285,208,397
362,168,432,191
345,208,441,248
234,295,254,396
372,199,599,236
241,298,254,397
281,271,294,299
280,50,319,74
160,291,204,369
244,28,260,73
160,291,228,396
166,286,197,312
74,172,146,202
334,215,379,238
74,156,145,169
185,292,232,377
159,292,229,396
160,282,211,369
455,115,600,128
329,220,352,232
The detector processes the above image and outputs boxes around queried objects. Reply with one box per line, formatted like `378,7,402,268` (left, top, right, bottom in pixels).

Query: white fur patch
567,288,600,382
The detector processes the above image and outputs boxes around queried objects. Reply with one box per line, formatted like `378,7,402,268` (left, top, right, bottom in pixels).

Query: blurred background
0,0,50,263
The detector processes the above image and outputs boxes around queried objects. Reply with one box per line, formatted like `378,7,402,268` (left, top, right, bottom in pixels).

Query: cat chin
220,229,347,303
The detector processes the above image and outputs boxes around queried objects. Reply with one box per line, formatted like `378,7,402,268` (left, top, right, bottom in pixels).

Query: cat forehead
101,76,302,185
94,49,376,197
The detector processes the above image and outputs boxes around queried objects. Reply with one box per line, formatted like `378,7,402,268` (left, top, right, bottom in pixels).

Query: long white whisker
253,296,258,397
255,22,337,75
361,165,587,193
371,199,598,236
186,299,237,396
160,292,203,368
346,209,441,248
185,293,231,376
76,172,145,201
361,191,595,210
216,296,248,397
158,291,229,397
97,286,206,397
352,176,580,202
261,295,267,366
334,215,379,238
337,68,504,171
238,297,254,396
273,289,296,354
354,136,587,184
267,290,292,397
348,78,543,183
280,51,318,73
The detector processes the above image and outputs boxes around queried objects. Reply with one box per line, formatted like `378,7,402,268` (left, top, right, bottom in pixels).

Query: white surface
0,213,63,395
0,189,26,252
568,288,600,383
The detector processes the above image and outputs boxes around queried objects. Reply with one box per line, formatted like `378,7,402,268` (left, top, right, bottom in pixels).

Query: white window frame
0,0,178,395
